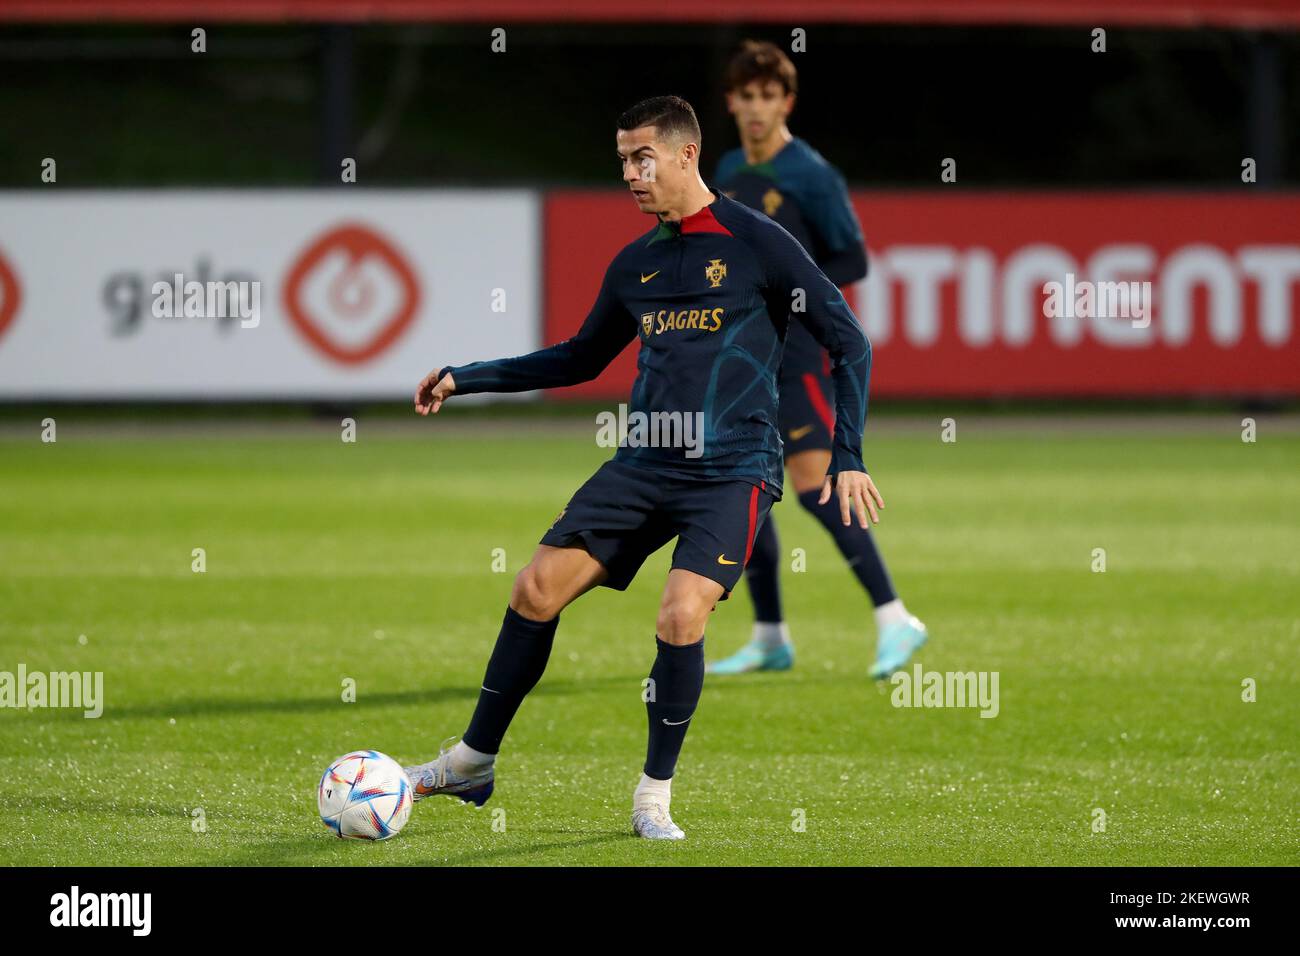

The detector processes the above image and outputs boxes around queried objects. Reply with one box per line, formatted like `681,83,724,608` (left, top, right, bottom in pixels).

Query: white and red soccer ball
317,750,412,840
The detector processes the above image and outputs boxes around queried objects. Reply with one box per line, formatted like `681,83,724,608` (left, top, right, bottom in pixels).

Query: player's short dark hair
616,95,702,147
725,39,798,96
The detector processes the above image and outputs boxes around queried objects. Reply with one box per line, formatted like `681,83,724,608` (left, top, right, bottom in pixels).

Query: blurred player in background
709,41,928,680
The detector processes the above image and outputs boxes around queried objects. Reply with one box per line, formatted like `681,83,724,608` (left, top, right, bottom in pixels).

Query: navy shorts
778,369,836,457
540,460,775,596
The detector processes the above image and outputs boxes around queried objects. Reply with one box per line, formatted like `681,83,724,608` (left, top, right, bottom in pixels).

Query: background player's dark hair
725,39,799,95
616,95,702,146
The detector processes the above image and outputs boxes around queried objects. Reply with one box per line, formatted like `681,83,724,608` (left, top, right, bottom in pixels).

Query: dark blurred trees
0,23,1294,187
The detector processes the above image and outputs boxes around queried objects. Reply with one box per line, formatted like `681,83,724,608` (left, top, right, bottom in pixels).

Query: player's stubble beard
652,180,685,222
646,168,686,222
654,157,715,223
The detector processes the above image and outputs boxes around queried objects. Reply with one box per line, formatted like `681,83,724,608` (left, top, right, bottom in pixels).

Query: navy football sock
797,488,897,607
643,637,705,780
743,514,784,624
463,606,558,754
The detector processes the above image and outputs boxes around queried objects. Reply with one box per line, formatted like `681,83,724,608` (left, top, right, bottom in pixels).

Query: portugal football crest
705,258,727,288
762,188,784,217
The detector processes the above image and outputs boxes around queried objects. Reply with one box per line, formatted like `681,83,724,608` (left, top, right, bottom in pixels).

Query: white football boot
632,802,686,840
402,738,494,807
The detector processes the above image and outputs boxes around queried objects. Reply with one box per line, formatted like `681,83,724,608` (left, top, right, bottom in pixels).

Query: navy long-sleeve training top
444,188,871,499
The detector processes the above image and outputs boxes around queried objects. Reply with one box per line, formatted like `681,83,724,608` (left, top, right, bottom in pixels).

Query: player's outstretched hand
819,471,884,529
414,368,456,415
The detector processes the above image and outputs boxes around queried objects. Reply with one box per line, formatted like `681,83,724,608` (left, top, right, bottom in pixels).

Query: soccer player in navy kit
708,41,928,680
406,96,882,839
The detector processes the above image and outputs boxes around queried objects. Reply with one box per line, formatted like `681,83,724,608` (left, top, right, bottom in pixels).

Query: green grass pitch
1,417,1296,866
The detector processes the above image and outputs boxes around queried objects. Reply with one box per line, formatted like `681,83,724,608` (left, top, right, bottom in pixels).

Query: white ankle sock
633,773,672,810
752,621,791,649
874,598,910,629
451,741,495,774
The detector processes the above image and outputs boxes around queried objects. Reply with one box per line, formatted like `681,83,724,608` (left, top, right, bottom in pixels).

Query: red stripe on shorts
743,484,761,565
802,372,835,435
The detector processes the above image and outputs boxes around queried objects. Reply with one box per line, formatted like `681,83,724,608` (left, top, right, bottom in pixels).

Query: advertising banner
544,191,1300,398
0,191,539,399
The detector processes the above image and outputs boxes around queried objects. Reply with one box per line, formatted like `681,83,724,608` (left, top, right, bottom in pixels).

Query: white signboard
0,191,539,398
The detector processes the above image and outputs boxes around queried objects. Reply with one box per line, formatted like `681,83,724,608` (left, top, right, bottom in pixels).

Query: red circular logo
0,248,22,341
282,223,420,365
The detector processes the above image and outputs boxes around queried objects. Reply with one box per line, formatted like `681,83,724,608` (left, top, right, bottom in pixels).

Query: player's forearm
828,342,870,475
791,262,872,469
779,254,872,472
821,305,872,475
444,341,599,395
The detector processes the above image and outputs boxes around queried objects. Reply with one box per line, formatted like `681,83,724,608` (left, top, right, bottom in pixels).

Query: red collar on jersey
680,200,733,237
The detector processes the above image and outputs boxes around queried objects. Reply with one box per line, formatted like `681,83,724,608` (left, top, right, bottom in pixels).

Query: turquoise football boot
706,634,795,675
869,616,929,680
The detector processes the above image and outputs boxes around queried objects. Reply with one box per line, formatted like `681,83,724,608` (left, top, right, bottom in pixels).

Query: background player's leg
405,544,607,803
790,448,897,604
786,449,928,679
634,568,722,839
708,514,794,674
744,514,784,624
